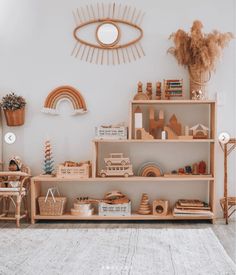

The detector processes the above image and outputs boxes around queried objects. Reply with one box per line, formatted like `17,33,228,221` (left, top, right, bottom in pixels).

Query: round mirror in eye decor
96,22,120,47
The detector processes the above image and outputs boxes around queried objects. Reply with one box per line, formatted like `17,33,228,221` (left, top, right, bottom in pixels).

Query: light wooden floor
1,219,235,263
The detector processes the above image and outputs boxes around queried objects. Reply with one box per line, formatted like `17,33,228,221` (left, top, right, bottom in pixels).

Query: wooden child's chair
0,165,31,227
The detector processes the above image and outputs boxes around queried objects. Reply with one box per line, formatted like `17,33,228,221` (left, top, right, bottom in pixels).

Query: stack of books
173,199,213,217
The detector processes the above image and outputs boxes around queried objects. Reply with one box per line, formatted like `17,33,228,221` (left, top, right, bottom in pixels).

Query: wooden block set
134,106,210,140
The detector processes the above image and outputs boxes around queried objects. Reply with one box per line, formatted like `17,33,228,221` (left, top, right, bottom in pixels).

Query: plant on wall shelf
168,20,233,99
0,92,26,126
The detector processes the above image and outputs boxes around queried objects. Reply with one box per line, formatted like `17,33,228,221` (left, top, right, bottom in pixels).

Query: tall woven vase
188,66,211,99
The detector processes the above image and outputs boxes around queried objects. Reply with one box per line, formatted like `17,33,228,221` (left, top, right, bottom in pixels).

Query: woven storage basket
38,187,67,215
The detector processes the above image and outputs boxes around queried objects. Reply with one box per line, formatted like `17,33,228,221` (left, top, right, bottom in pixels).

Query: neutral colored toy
155,82,162,100
137,193,152,215
190,124,209,139
138,162,163,177
153,200,169,216
95,124,127,140
42,86,87,115
100,165,133,177
219,138,236,224
149,107,164,139
104,153,130,166
100,154,133,177
43,140,54,175
146,82,153,99
164,79,183,99
133,82,149,100
179,125,193,139
167,114,182,136
134,106,153,139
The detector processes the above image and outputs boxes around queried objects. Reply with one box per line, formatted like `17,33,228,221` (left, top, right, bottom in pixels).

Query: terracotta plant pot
4,108,25,126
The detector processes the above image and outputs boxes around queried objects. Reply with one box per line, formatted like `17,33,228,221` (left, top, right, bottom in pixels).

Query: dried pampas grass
168,20,234,72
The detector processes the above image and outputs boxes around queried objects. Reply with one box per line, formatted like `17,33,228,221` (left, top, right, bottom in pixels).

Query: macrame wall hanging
42,86,87,116
71,3,145,65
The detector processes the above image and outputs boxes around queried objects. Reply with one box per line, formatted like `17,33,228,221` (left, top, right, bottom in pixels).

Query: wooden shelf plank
93,139,215,143
32,175,214,182
131,100,216,104
34,212,214,221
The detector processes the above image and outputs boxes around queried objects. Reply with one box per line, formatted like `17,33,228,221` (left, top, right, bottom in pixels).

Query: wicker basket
38,187,67,216
188,66,211,99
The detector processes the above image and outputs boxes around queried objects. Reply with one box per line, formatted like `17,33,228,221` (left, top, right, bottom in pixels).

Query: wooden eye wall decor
71,3,145,65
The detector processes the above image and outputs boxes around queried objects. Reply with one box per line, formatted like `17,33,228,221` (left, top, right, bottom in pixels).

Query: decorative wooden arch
42,86,87,115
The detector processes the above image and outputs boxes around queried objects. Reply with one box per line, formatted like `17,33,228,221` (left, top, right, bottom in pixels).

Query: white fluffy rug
0,228,235,275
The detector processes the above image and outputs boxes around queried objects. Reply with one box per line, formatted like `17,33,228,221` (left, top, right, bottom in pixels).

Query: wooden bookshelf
30,100,216,224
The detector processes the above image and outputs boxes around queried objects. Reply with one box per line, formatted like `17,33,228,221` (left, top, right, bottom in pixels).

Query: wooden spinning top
137,193,152,215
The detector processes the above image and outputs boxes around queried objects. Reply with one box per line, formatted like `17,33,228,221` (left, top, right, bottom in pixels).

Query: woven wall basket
188,66,211,99
4,108,25,126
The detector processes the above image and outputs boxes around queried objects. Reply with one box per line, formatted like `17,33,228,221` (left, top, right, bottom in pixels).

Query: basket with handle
38,187,67,216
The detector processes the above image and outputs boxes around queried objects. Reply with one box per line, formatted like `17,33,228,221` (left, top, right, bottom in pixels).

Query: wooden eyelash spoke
71,3,145,65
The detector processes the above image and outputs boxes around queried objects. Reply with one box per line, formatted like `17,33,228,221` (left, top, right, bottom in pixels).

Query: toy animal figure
149,107,164,139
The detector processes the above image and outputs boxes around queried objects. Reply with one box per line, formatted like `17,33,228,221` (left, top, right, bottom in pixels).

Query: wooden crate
56,163,91,179
98,201,131,216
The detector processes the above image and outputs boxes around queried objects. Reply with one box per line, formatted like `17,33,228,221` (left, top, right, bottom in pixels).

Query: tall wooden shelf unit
31,100,216,224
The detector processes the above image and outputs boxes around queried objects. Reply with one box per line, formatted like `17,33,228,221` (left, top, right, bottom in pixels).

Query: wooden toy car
104,153,130,166
100,165,134,178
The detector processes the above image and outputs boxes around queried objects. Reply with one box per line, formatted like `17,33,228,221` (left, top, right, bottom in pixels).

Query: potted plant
168,20,233,99
0,92,26,126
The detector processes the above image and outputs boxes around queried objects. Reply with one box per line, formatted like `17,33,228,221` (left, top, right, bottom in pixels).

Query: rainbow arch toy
42,86,87,115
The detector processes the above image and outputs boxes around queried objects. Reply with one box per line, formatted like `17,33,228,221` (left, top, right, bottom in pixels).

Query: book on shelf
178,199,204,207
175,202,210,210
173,199,212,217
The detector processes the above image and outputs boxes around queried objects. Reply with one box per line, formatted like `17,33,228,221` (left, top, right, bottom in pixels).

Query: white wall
0,0,235,217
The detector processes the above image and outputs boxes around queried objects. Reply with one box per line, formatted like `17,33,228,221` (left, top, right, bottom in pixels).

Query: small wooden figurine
153,200,169,216
190,124,209,139
137,193,152,215
149,107,164,139
133,82,149,100
178,125,193,140
155,82,162,100
198,161,207,174
146,82,152,99
164,79,183,99
192,163,199,175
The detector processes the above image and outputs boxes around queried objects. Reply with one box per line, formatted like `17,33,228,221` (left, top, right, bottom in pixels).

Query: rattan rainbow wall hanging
42,86,87,115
